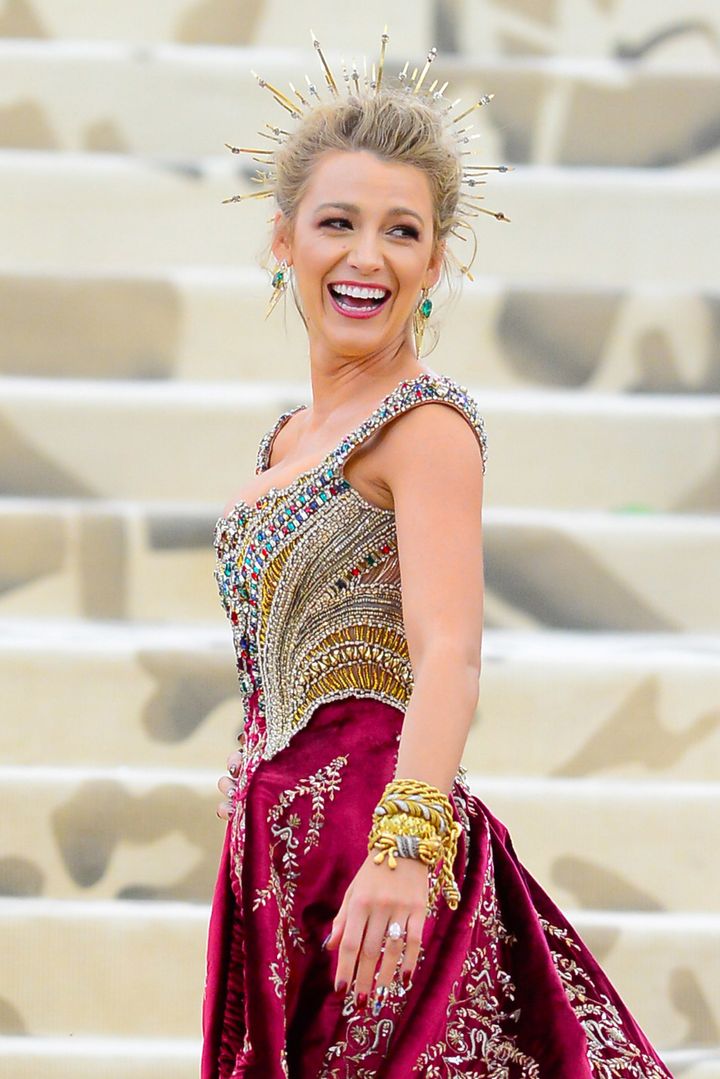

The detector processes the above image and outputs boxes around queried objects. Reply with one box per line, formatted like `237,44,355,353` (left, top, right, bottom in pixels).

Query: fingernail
321,932,331,950
334,980,348,997
356,991,368,1010
402,970,412,988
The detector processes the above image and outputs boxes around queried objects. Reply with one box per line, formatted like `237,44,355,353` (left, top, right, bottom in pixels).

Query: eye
319,217,352,230
392,224,420,239
319,217,419,240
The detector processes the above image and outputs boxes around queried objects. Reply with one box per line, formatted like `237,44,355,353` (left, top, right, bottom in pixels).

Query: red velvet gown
201,372,673,1079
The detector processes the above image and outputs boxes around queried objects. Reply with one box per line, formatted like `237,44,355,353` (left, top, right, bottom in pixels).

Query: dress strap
255,404,308,474
333,371,487,477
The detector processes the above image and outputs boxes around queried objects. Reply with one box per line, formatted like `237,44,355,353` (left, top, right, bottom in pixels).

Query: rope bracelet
367,778,463,911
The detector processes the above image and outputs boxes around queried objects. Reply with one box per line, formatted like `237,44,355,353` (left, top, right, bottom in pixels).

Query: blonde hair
264,87,468,354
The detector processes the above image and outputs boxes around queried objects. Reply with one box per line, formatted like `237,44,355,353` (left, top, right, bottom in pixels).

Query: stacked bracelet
367,778,463,911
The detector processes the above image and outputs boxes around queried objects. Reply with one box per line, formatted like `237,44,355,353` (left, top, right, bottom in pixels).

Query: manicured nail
356,991,368,1010
402,970,412,988
335,980,348,997
321,932,331,949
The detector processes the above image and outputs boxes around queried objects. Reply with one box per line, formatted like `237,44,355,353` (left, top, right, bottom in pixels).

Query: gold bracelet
368,778,463,911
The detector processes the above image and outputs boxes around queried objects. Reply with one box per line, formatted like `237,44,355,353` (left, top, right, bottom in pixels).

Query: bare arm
380,402,485,797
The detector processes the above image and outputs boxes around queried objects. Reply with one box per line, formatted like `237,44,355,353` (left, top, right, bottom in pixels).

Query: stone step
0,765,717,914
1,499,719,629
2,42,719,168
0,896,716,1050
460,0,720,65
1,620,718,783
3,267,718,394
1,379,719,511
0,1041,713,1079
1,152,718,289
0,0,718,63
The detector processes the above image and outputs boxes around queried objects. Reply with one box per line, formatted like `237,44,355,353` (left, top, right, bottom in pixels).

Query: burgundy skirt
201,694,673,1078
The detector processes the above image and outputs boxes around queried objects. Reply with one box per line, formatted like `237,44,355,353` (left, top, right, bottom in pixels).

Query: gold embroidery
413,843,541,1077
252,755,350,1002
318,960,414,1078
213,372,488,765
538,917,671,1078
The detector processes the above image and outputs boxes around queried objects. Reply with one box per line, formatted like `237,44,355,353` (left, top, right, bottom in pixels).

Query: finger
325,884,350,953
226,749,243,776
333,901,368,999
216,798,236,820
217,774,237,798
396,907,425,993
351,909,389,1006
369,912,408,1014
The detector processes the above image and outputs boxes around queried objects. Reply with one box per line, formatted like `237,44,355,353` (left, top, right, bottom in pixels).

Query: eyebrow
314,201,424,225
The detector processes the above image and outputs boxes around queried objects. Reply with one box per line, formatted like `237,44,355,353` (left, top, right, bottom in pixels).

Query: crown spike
225,143,274,155
310,30,340,96
221,190,275,204
288,80,311,109
351,58,360,95
339,57,351,94
376,25,389,92
451,93,494,126
413,47,437,95
304,73,322,101
250,70,303,117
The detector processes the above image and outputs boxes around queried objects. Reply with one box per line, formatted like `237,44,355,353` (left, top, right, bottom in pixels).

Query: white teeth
331,283,388,300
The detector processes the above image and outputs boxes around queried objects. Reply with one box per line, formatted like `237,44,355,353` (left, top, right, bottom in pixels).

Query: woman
201,29,673,1079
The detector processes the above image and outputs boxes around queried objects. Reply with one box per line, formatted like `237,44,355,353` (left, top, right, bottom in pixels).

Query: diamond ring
386,921,404,941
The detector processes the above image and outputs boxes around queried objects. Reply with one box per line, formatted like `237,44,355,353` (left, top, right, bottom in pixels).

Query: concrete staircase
1,1,719,1075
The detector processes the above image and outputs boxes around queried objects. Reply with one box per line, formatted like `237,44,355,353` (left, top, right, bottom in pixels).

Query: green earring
266,258,289,320
413,287,433,355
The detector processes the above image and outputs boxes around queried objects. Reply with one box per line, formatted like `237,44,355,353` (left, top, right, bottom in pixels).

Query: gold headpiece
222,25,512,293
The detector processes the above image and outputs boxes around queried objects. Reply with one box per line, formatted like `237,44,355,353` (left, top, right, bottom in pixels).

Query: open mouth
327,284,391,318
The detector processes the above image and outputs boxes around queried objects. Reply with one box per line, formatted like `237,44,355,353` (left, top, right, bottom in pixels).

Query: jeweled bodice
213,371,487,763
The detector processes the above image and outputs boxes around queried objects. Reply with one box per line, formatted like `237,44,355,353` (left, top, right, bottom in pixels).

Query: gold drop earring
266,258,290,320
413,286,433,355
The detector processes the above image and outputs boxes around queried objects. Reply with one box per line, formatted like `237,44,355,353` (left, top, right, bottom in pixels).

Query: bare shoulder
374,394,486,492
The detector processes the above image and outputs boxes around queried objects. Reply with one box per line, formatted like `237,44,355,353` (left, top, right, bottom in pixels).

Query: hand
215,744,244,820
324,849,428,1013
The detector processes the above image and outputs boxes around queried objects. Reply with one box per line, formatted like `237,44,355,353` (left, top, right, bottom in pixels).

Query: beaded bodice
213,371,487,763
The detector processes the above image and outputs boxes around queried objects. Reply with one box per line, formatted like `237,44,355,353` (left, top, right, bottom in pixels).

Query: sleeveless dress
201,371,673,1079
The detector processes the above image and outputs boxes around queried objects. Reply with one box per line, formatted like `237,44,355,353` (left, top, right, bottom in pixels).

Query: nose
346,228,383,274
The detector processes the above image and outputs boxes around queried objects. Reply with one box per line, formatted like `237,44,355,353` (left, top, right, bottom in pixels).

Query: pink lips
326,284,391,320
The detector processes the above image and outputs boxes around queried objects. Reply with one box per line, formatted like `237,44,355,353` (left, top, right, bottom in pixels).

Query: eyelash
319,217,420,240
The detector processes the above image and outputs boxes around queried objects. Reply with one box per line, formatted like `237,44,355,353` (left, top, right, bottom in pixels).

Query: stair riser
0,774,717,913
1,154,718,288
2,631,718,782
1,0,718,61
2,270,718,394
0,901,716,1047
2,45,719,168
1,393,718,510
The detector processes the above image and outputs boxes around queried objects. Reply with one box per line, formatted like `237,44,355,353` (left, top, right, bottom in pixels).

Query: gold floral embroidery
318,971,413,1078
538,917,672,1078
252,754,350,1002
413,842,542,1078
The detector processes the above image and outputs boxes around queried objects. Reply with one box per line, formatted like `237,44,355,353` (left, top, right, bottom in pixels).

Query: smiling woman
201,26,674,1079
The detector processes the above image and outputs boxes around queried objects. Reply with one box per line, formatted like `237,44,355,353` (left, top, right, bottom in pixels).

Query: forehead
302,149,433,211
